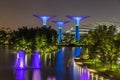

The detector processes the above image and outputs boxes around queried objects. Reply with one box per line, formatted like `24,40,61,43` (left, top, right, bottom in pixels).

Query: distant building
65,25,95,35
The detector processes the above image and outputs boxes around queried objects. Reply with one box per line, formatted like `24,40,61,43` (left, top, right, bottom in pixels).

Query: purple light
66,16,89,26
47,77,52,80
33,15,56,26
47,76,56,80
32,69,41,80
15,70,26,80
80,67,90,80
52,21,69,27
32,51,42,69
15,50,26,69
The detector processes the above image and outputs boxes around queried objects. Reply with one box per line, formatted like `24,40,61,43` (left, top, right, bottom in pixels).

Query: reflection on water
55,47,66,80
32,69,41,80
0,46,90,80
15,70,26,80
70,61,80,80
47,76,56,80
73,47,82,58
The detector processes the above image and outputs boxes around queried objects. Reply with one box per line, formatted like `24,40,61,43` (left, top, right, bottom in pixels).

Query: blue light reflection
55,47,66,80
73,47,81,58
15,70,26,80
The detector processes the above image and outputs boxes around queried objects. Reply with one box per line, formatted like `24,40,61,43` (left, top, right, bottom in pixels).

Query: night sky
0,0,120,31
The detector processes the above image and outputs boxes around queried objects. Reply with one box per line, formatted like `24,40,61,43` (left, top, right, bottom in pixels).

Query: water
0,46,90,80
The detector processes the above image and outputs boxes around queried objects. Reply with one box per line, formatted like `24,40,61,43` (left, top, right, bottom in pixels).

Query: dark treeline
10,26,57,45
0,26,58,54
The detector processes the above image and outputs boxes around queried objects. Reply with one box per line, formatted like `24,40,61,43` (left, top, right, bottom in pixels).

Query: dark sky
0,0,120,31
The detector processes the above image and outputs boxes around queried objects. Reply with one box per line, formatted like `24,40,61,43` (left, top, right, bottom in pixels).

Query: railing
74,57,111,80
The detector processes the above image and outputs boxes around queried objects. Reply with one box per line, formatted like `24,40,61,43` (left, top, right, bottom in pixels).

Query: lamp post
33,15,56,28
52,21,69,42
66,16,89,41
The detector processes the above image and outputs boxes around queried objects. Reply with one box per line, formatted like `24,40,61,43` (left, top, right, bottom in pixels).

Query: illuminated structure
15,50,26,69
52,21,69,42
32,51,42,69
33,15,56,28
66,16,89,41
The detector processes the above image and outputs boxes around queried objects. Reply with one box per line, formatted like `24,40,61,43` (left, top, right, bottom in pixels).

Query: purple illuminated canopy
32,51,42,69
33,15,56,25
15,50,26,69
52,21,69,27
66,16,89,26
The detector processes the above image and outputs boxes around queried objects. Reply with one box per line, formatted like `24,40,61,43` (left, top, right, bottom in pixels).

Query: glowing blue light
72,17,82,26
15,70,26,80
15,50,26,69
52,21,69,27
52,21,69,42
33,15,56,26
40,16,50,25
32,51,42,69
66,16,89,41
66,16,89,26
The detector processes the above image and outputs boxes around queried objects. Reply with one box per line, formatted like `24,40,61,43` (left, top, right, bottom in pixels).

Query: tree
0,30,7,44
82,24,120,69
10,26,58,54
